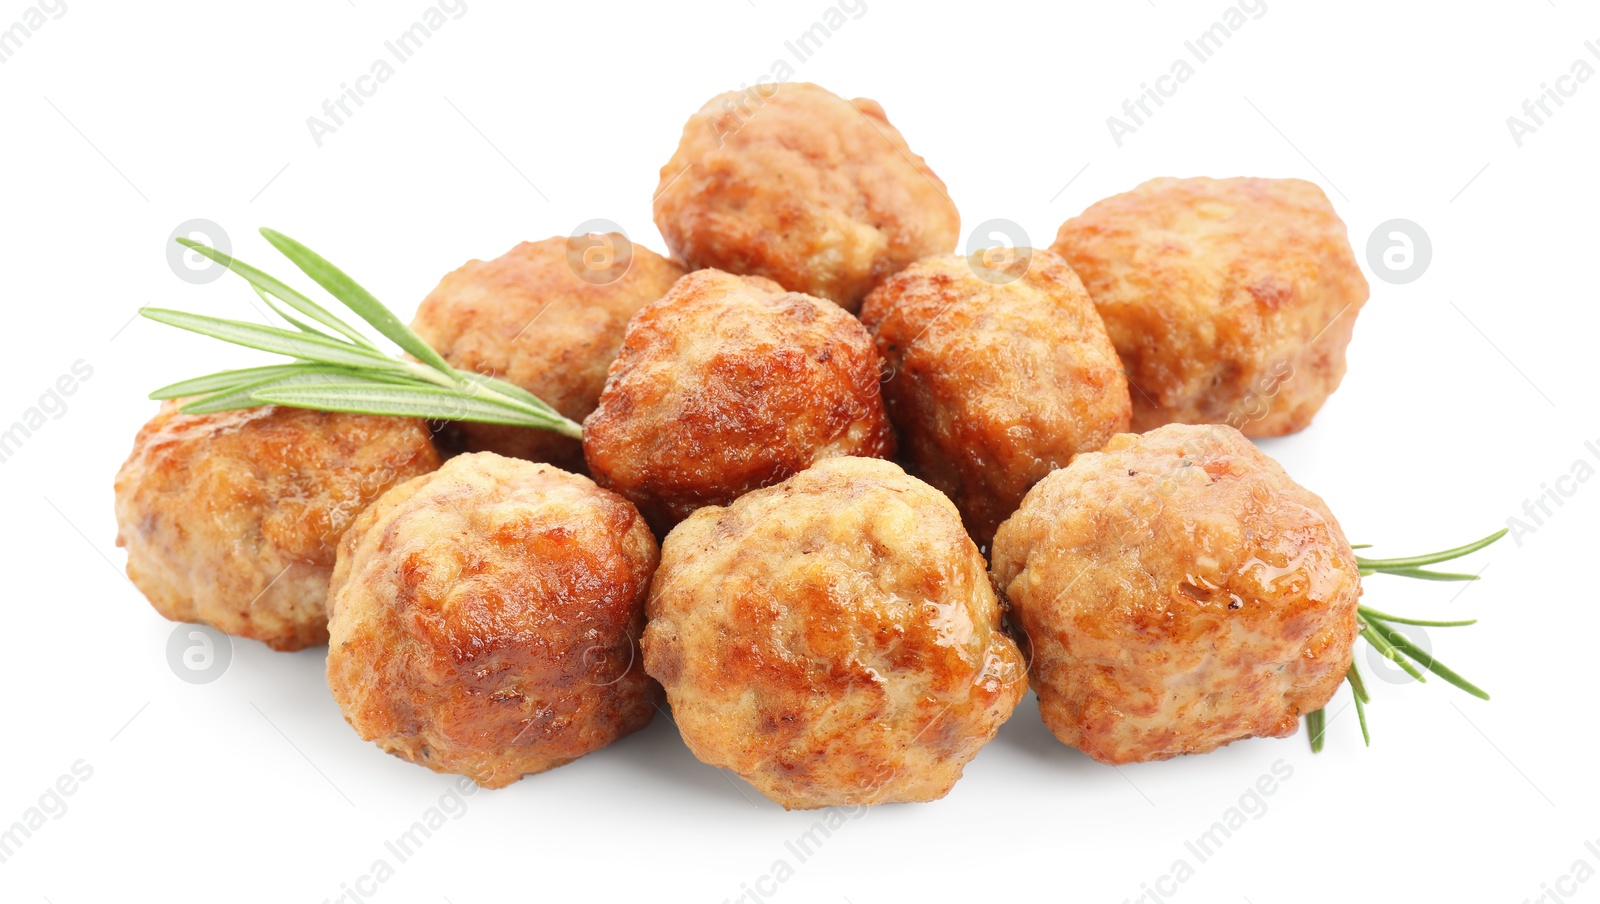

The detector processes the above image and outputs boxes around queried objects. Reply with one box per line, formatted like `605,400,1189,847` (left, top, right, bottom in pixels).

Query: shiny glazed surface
991,424,1361,764
643,456,1026,809
113,403,441,651
326,453,660,788
583,268,895,532
860,248,1131,548
653,82,960,312
1051,177,1369,436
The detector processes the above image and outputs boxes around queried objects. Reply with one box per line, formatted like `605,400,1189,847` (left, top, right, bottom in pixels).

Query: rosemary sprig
143,228,583,438
1306,528,1505,752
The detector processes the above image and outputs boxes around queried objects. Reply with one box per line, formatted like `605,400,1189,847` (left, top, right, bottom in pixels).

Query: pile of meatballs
115,83,1370,809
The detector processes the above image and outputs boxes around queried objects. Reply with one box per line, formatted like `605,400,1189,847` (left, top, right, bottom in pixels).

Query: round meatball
653,82,960,312
327,453,659,788
583,268,896,532
1051,177,1369,436
860,248,1131,548
411,236,685,470
113,404,440,651
643,456,1026,809
991,424,1361,764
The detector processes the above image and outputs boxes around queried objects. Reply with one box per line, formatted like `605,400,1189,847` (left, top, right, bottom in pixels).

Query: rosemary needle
1307,708,1327,754
1359,618,1427,684
1355,607,1476,628
1348,663,1371,746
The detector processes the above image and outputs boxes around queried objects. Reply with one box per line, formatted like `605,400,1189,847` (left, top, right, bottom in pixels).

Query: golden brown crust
411,237,685,469
1051,177,1369,436
113,404,441,651
991,424,1361,764
326,453,659,788
860,249,1131,548
643,457,1026,808
652,82,960,312
582,268,896,532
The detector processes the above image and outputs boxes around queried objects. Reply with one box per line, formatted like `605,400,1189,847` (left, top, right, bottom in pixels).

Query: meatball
583,268,896,532
1051,177,1369,436
411,236,685,469
653,82,960,312
326,453,659,788
991,424,1361,764
643,456,1026,809
860,248,1131,548
113,404,440,651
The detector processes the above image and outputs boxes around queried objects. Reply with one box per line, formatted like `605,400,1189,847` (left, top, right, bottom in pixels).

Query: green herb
1306,707,1327,753
1307,528,1505,752
1346,663,1370,747
144,229,582,438
1355,528,1506,581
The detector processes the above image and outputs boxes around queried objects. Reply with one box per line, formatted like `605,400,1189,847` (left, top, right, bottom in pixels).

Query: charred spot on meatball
652,82,960,312
113,404,441,651
582,268,896,533
326,452,660,788
991,424,1362,764
643,456,1026,809
411,236,685,470
860,248,1131,548
1051,177,1369,436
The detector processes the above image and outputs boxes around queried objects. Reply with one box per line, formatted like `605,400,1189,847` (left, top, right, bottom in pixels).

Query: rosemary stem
401,359,462,390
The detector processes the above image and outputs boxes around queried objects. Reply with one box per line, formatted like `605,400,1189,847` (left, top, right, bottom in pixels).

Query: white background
2,1,1596,902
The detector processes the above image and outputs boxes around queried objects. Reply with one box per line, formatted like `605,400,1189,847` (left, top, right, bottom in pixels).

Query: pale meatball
1051,177,1369,436
643,456,1026,809
583,269,895,532
991,424,1361,764
653,82,960,311
860,248,1131,548
113,404,440,651
411,236,685,470
327,453,660,788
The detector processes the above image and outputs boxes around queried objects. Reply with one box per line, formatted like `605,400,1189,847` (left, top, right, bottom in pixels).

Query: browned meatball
860,248,1131,548
653,82,960,312
326,453,659,788
1051,177,1369,436
991,424,1361,764
411,236,685,469
582,268,896,532
643,457,1026,809
113,404,440,651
